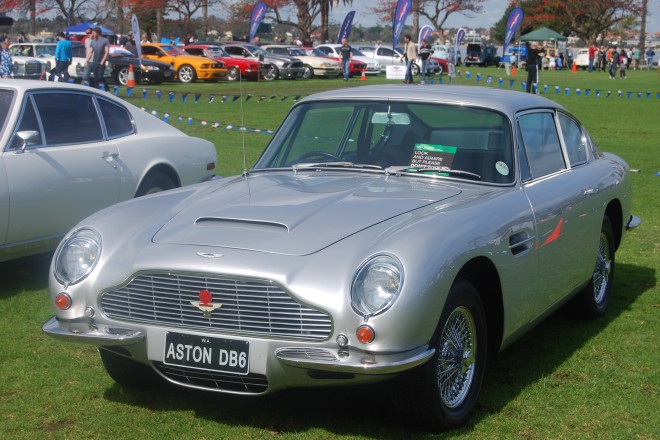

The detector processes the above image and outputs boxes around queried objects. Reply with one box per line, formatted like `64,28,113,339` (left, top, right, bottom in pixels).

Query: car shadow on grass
0,252,52,298
100,263,654,437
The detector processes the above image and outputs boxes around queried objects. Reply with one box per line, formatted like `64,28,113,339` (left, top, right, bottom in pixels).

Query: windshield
162,45,183,55
350,48,366,56
254,100,514,184
308,48,329,57
287,47,306,56
207,47,229,57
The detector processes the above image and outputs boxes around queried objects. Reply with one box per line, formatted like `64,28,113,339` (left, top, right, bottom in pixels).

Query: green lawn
0,68,658,439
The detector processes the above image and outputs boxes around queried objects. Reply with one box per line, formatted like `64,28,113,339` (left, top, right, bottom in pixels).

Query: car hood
152,173,461,255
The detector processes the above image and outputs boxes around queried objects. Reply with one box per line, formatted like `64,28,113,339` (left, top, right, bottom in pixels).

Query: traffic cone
127,64,137,88
512,65,517,76
571,60,577,73
360,68,366,81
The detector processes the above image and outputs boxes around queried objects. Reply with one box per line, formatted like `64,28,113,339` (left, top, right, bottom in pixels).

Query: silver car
0,80,217,262
43,85,639,431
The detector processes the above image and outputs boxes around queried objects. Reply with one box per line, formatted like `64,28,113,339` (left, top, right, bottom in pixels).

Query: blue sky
327,0,660,37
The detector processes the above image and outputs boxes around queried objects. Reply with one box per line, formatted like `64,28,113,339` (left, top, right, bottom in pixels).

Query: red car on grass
303,47,367,77
183,44,263,81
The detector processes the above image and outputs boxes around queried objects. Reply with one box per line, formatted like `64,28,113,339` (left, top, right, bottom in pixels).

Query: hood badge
191,289,222,318
197,251,223,259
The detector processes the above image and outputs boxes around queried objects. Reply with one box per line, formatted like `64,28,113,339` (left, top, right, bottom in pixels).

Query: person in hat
54,31,72,82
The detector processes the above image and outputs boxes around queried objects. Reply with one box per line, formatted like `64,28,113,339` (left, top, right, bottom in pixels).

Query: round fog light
356,325,375,344
84,306,95,318
55,293,72,310
336,334,349,348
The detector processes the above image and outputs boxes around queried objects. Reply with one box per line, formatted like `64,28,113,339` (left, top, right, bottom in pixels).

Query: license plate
164,332,249,375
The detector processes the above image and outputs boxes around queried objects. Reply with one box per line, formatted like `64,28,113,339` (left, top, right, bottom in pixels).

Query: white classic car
0,80,217,262
261,44,341,79
43,85,639,431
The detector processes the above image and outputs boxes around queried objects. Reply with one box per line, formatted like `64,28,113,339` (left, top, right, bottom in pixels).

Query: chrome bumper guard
42,316,144,346
275,345,435,375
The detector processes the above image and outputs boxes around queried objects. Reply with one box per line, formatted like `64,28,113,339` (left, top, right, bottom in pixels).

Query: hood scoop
195,217,289,233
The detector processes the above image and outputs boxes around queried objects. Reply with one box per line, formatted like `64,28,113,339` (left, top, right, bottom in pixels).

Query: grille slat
101,273,332,340
154,362,268,393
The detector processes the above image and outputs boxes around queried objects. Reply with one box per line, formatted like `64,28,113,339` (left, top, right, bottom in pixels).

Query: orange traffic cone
512,65,517,76
127,64,137,88
571,60,577,73
360,68,366,81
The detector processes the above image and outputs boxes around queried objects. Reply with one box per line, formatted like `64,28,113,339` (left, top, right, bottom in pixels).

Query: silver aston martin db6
0,80,217,262
43,85,639,431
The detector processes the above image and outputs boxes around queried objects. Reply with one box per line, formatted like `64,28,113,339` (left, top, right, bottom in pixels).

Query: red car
302,47,367,77
183,44,263,81
429,56,449,74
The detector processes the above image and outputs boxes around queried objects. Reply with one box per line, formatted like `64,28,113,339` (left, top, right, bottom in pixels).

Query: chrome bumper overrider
42,316,144,346
275,346,435,374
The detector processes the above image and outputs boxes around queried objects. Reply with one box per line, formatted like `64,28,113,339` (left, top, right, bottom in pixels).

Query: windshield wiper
385,166,482,181
292,162,384,172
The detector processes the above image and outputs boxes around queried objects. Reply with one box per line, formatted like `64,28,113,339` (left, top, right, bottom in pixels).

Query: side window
381,48,396,57
10,97,42,149
185,48,201,56
224,46,240,56
32,93,103,145
518,112,565,179
558,113,588,167
141,46,157,56
317,47,331,55
98,98,134,138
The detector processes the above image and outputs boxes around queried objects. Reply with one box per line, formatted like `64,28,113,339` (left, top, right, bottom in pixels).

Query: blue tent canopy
63,22,115,36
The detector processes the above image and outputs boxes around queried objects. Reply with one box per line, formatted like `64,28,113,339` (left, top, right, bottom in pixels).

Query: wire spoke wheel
592,229,612,305
437,306,477,408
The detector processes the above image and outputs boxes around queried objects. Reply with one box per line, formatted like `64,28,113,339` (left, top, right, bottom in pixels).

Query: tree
492,0,644,46
371,0,485,44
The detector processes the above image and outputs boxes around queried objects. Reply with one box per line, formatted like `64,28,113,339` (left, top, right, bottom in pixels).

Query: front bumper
196,68,228,80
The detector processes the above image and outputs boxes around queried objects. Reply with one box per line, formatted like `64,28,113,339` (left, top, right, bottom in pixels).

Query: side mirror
16,130,40,152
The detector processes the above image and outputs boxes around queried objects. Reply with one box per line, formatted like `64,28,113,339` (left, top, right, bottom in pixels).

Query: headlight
351,254,403,317
54,228,102,286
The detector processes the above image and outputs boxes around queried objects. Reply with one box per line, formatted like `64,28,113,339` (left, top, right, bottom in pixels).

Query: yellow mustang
140,42,227,83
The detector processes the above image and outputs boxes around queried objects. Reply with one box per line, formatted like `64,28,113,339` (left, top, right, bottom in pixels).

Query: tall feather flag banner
418,25,433,45
131,14,142,62
337,10,356,43
392,0,412,49
455,28,465,65
502,8,524,56
249,2,268,43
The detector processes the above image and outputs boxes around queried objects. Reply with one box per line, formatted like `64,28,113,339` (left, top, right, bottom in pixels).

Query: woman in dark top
526,41,544,94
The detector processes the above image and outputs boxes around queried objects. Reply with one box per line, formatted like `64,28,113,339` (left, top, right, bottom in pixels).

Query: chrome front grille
101,273,332,341
153,362,268,393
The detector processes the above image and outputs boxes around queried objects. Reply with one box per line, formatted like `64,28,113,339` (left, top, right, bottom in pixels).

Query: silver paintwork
43,85,636,397
0,80,217,262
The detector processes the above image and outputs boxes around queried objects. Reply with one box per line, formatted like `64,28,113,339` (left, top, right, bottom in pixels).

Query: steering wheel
295,150,342,162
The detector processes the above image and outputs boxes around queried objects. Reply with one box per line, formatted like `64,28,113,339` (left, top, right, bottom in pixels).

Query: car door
2,90,121,246
517,110,599,317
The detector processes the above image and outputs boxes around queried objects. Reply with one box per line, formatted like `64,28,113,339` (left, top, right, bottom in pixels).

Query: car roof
0,79,127,96
298,85,566,116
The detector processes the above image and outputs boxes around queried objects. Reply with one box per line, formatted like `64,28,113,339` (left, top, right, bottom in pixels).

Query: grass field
0,67,658,439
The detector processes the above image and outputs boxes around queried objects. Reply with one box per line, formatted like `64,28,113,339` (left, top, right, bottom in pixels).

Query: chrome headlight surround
54,228,102,287
351,254,404,318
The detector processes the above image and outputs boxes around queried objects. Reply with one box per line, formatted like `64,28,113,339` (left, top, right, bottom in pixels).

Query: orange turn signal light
54,293,72,310
356,325,375,344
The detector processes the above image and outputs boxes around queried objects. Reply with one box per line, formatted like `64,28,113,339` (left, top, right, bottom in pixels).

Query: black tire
135,171,177,197
99,348,161,390
394,279,487,432
227,66,240,81
177,64,196,83
302,64,314,79
575,216,615,318
411,63,420,76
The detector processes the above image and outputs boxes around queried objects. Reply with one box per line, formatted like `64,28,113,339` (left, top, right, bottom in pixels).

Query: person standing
646,47,655,70
82,28,93,85
88,27,109,88
0,39,12,78
632,47,640,70
125,32,138,56
619,49,627,79
525,41,544,94
54,32,72,82
588,44,596,72
418,39,432,84
402,34,417,84
609,48,619,79
339,37,352,81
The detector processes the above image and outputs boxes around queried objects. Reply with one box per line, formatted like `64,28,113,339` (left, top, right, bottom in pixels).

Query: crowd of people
587,45,655,76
